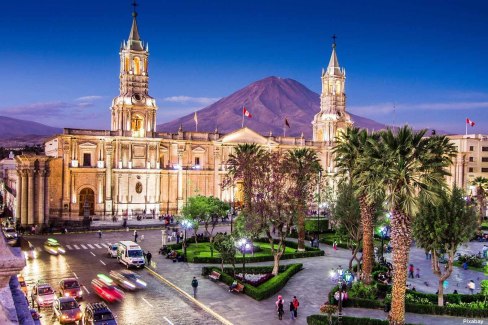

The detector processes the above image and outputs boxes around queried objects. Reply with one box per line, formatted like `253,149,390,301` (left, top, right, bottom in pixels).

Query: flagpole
241,107,244,128
283,125,286,137
465,122,467,136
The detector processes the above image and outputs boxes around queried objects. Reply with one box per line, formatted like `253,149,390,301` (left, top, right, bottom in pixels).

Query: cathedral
11,8,351,226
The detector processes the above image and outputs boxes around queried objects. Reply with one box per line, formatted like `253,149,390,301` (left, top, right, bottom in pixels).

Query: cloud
75,95,104,101
0,98,98,118
349,101,488,115
162,96,220,106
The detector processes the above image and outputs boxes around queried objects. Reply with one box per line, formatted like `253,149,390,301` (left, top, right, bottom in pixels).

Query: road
23,229,221,325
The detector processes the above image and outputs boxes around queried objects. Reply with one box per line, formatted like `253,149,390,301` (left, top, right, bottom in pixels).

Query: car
43,238,66,255
18,275,28,296
91,274,124,303
82,302,118,325
3,227,18,246
31,282,56,308
109,270,147,290
53,296,82,324
59,278,83,300
107,243,119,258
20,238,37,259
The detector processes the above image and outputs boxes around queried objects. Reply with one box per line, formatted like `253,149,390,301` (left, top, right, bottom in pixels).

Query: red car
91,274,124,303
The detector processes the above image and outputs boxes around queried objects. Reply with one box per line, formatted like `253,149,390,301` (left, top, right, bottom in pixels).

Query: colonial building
12,8,352,226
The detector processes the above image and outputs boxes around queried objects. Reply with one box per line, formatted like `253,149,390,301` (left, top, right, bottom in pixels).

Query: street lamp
336,266,344,325
379,226,387,261
238,238,249,282
316,170,322,246
181,219,192,261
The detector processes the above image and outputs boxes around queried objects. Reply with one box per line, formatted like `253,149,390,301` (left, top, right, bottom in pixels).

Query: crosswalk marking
87,244,95,249
101,243,108,248
94,244,102,249
80,244,87,249
51,242,115,250
66,245,73,250
73,244,80,250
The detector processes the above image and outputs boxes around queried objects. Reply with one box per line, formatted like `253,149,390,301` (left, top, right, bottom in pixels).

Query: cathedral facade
12,10,351,226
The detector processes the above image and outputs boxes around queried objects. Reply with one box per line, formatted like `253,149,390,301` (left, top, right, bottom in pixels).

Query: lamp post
316,170,322,246
181,219,192,261
238,238,249,282
379,226,386,261
337,265,344,325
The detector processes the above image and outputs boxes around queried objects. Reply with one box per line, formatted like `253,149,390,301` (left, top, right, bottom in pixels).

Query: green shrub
307,315,417,325
457,254,484,268
304,219,329,233
348,282,378,300
202,264,303,301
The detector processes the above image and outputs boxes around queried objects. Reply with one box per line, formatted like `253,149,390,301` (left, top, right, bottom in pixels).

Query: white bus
117,241,145,269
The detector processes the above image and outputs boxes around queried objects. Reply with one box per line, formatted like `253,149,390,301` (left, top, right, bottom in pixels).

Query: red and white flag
466,118,475,126
243,107,252,118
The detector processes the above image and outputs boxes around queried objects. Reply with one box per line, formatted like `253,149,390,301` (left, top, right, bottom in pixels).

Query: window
83,153,91,167
470,146,474,151
482,168,488,173
482,157,488,162
482,147,488,152
469,157,474,162
469,168,474,173
195,157,200,166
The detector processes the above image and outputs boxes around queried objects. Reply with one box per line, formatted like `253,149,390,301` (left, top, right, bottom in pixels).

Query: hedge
327,285,488,318
201,263,303,301
185,239,324,263
307,315,417,325
305,219,329,233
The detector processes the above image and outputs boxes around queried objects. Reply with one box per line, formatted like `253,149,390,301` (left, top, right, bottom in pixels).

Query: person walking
98,230,102,239
289,301,295,320
276,295,284,320
146,251,152,266
191,277,199,298
333,241,338,251
408,264,415,278
292,296,299,317
467,280,476,294
134,230,138,243
415,267,420,278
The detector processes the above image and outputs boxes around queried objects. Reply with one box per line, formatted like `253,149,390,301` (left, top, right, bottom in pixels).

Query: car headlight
78,290,83,295
136,279,147,287
58,248,66,254
64,292,70,297
37,297,43,302
123,281,136,289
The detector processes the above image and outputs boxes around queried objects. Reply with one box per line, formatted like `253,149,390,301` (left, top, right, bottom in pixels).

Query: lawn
453,260,486,273
179,241,297,261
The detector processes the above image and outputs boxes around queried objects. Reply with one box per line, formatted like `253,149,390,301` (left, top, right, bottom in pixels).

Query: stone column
37,169,46,225
20,170,28,226
27,170,34,225
213,147,221,199
15,171,21,226
177,152,183,212
105,143,113,214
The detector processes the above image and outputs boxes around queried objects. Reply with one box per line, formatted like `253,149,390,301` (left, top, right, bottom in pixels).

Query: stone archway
79,188,95,217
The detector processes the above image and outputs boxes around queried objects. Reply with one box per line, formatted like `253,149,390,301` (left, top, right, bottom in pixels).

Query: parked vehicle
107,243,119,258
82,302,118,325
59,278,83,300
109,270,147,290
3,227,18,246
43,238,66,255
116,241,145,268
18,275,28,296
31,282,56,308
53,296,82,324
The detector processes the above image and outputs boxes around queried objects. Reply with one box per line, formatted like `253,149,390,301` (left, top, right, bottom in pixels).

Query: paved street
19,227,487,325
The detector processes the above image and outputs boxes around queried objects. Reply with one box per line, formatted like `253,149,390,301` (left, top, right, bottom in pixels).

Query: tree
471,176,488,225
358,126,456,325
224,143,266,213
333,127,379,284
212,233,237,274
413,187,477,306
331,182,362,275
285,148,322,251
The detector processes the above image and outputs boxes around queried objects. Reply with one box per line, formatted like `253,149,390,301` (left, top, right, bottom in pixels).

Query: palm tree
226,143,266,213
285,148,321,251
358,126,456,325
333,127,379,285
471,176,488,225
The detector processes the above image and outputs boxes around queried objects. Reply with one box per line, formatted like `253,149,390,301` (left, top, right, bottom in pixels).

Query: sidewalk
144,238,486,325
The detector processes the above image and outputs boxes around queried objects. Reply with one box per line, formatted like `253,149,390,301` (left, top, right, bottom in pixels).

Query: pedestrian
408,264,414,279
428,250,432,260
462,261,468,270
98,230,102,239
176,231,180,244
140,234,145,242
415,267,420,278
191,276,199,298
275,295,284,320
292,296,299,317
134,230,138,243
425,250,429,260
146,251,152,266
333,241,337,251
467,280,475,294
289,301,295,320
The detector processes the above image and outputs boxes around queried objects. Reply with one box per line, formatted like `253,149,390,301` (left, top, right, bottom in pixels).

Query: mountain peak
157,77,387,137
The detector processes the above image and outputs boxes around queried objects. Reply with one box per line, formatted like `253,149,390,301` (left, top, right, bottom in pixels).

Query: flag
243,107,252,118
194,111,198,125
466,118,475,127
285,117,290,128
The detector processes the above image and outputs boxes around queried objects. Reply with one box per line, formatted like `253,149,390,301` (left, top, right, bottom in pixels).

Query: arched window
125,57,130,72
79,188,95,217
131,115,144,137
133,57,141,75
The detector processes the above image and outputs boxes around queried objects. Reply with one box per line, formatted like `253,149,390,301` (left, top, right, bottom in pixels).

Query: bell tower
312,37,352,143
110,1,158,137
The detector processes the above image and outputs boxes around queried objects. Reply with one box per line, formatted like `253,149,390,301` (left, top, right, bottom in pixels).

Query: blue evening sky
1,0,487,134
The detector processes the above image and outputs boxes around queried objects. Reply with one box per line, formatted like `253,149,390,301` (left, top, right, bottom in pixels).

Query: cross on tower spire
332,34,337,48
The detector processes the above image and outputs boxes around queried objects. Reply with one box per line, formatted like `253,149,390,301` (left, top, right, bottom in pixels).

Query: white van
117,241,145,269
